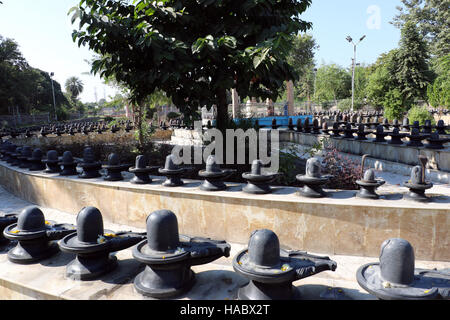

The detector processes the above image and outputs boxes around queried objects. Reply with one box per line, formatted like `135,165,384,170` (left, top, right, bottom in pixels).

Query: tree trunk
216,88,229,134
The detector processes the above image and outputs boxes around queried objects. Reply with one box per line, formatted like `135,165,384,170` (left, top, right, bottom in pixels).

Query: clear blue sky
0,0,403,103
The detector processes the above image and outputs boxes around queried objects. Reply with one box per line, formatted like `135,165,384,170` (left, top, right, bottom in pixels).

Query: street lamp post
313,68,317,112
346,35,366,112
50,72,57,121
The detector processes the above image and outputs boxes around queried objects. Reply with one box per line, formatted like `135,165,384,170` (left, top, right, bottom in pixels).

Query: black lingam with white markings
129,155,160,184
42,150,61,173
356,238,450,300
78,147,102,179
158,154,185,187
198,155,235,191
242,160,280,194
403,156,433,202
355,155,385,199
3,206,76,264
59,151,78,176
59,207,145,280
233,229,337,300
132,209,230,298
28,148,46,171
102,153,131,181
296,157,332,198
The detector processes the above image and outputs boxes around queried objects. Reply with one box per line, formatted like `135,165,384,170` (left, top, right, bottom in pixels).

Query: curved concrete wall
0,162,448,261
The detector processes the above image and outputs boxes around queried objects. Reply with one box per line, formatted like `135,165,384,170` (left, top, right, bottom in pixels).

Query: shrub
337,98,363,111
383,88,406,121
407,105,435,125
321,147,362,190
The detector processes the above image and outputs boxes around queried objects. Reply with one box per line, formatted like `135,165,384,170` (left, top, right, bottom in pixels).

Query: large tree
65,76,84,101
286,33,318,108
313,63,351,107
70,0,312,135
0,35,67,118
392,0,450,58
395,21,433,103
427,53,450,109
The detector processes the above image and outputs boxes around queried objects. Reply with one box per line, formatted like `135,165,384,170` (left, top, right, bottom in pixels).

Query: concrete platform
0,186,449,301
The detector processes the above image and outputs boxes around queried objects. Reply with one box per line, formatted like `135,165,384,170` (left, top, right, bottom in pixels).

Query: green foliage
395,21,433,102
0,36,69,116
383,88,406,120
392,0,450,58
166,112,180,120
407,105,435,125
71,0,313,132
65,76,84,101
314,64,351,104
427,54,450,108
338,98,363,111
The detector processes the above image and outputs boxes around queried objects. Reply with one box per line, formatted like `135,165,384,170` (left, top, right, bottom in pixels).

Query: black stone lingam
9,146,22,166
42,150,61,173
3,144,17,164
58,207,145,280
111,124,120,133
295,118,303,132
392,119,400,130
271,118,280,130
403,157,433,202
18,146,32,169
233,229,337,300
312,118,321,134
296,157,332,198
132,209,231,298
78,147,102,179
303,117,311,133
129,155,160,184
355,155,385,199
356,238,450,300
421,120,432,134
0,213,18,248
59,151,78,176
435,120,448,135
330,122,342,138
388,128,406,145
158,154,185,187
406,128,427,147
242,160,280,194
342,123,357,139
28,148,45,171
424,131,449,150
3,206,76,264
288,118,294,131
373,125,389,143
198,155,235,191
401,118,410,132
321,122,331,135
355,124,370,140
102,153,131,181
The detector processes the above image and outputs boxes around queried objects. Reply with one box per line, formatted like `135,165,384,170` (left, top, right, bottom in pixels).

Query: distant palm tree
65,76,84,101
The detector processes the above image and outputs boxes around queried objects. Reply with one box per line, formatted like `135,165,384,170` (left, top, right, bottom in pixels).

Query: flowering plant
321,147,362,190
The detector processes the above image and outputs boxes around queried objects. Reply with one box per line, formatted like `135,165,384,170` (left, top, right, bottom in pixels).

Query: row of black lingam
0,141,438,203
275,118,449,150
0,206,448,300
1,120,134,139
